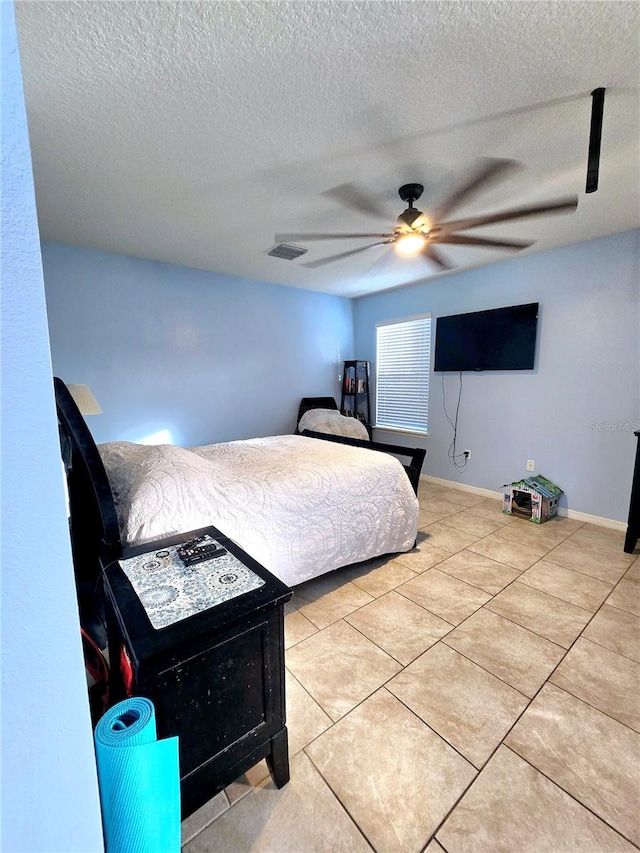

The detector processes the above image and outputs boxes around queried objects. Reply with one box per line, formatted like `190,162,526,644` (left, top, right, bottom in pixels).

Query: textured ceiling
16,1,640,297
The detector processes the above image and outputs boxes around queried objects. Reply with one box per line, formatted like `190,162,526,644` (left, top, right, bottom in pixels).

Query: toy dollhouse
503,475,563,523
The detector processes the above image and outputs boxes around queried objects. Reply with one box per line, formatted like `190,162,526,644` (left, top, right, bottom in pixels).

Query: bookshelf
340,360,372,438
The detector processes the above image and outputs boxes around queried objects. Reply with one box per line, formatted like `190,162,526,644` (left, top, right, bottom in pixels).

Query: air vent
266,242,308,261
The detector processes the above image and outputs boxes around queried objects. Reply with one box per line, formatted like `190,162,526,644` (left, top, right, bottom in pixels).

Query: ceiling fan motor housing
398,184,425,228
398,208,423,228
398,183,424,204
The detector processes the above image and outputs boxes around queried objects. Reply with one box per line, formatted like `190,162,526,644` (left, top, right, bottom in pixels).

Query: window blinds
375,314,431,433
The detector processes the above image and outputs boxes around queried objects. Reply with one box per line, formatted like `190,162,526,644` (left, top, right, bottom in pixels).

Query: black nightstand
102,526,292,819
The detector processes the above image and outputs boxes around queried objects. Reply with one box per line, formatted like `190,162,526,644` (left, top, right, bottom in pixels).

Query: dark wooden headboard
295,397,338,433
54,377,122,581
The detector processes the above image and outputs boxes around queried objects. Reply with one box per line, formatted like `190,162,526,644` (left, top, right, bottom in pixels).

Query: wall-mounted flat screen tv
434,302,539,371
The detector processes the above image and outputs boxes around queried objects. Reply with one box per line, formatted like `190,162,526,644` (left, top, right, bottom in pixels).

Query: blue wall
354,230,640,522
1,4,104,850
42,243,354,446
43,233,639,522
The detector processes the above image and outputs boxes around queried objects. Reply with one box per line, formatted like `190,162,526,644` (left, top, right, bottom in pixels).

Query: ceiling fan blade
432,234,534,250
321,183,391,221
421,244,454,271
436,197,579,234
430,158,521,222
361,245,396,276
275,232,392,242
303,240,392,269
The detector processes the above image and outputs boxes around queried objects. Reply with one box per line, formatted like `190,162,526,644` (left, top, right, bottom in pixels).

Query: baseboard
555,507,626,531
419,474,627,532
420,474,502,502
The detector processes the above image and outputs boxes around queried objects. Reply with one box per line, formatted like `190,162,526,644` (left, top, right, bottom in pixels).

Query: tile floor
182,480,640,852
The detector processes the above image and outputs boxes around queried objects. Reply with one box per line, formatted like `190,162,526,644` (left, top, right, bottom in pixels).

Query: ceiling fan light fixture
395,232,427,256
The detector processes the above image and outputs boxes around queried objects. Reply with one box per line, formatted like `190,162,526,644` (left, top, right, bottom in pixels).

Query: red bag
81,628,109,724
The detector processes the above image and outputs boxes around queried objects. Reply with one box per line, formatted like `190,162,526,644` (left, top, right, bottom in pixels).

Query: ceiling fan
276,159,578,271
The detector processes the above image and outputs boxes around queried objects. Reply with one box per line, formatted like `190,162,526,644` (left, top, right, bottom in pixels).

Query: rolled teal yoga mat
94,697,180,853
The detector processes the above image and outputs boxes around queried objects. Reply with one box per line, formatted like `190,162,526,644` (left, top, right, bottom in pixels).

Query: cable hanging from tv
442,372,468,472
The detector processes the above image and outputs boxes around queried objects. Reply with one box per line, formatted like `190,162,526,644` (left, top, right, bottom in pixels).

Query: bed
55,379,425,589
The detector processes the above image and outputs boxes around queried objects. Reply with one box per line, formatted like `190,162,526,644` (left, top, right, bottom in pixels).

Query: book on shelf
344,377,367,395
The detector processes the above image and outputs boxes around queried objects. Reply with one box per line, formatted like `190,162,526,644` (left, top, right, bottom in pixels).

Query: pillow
298,408,369,440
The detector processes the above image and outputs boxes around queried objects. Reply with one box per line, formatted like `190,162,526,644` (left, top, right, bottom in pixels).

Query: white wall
354,230,640,522
1,3,104,849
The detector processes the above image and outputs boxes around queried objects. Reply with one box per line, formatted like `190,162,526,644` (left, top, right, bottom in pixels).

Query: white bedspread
298,408,370,440
98,435,418,587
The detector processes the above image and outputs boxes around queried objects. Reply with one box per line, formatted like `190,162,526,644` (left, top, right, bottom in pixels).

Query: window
375,313,431,434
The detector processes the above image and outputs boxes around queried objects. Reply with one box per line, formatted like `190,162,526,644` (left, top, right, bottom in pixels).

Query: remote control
177,540,226,567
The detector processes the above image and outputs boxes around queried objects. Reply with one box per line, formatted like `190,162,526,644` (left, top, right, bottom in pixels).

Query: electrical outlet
526,459,535,472
464,449,471,460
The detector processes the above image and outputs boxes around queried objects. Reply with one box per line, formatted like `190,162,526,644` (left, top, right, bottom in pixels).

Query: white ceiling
16,1,640,298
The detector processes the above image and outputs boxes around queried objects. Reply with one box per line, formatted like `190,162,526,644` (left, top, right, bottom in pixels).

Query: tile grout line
393,562,579,651
483,586,640,777
384,504,634,846
301,749,376,852
435,741,640,853
437,637,542,702
571,634,640,672
488,577,603,616
291,547,589,697
197,494,636,847
283,665,332,731
417,511,601,577
300,676,485,853
422,591,633,849
181,790,231,848
541,553,636,585
486,580,639,733
369,540,638,847
295,593,543,789
501,739,640,850
575,617,640,666
289,610,478,768
378,684,482,771
287,525,633,715
600,585,640,619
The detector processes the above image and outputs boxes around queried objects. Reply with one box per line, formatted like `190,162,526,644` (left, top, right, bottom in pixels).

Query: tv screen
434,302,539,372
